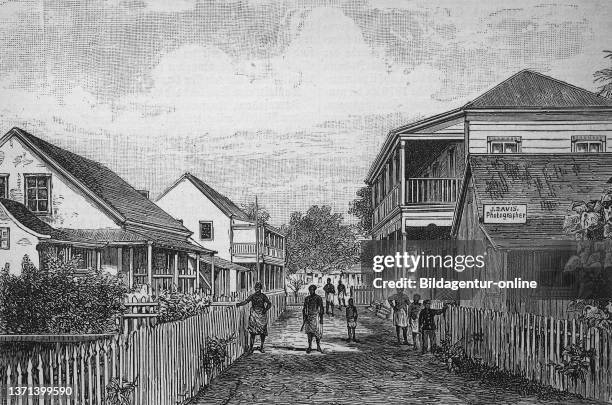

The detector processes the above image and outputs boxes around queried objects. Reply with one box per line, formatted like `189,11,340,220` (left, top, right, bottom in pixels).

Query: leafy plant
156,290,211,323
105,377,138,405
0,254,126,334
434,333,468,371
552,339,595,383
286,276,306,298
201,333,237,375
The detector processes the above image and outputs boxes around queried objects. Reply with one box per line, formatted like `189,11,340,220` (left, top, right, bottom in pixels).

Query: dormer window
572,135,605,153
24,174,51,214
488,136,521,154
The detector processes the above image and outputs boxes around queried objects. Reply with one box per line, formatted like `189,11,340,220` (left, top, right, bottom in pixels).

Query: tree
284,205,359,276
348,185,373,233
286,275,306,298
594,50,612,99
241,201,271,226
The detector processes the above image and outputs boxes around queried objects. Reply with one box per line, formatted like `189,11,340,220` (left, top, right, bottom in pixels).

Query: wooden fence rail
440,306,612,403
1,292,286,405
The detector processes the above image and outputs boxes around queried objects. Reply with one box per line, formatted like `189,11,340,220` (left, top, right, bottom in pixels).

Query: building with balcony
366,70,612,242
156,173,286,295
0,127,214,296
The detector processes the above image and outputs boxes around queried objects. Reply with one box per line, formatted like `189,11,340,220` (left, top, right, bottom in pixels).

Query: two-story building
366,70,612,301
0,127,214,296
156,173,286,295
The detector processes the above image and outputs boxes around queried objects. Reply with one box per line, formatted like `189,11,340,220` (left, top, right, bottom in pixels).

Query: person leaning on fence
418,299,448,354
236,281,272,354
302,284,324,353
323,278,336,316
387,287,411,345
345,297,358,342
337,279,347,309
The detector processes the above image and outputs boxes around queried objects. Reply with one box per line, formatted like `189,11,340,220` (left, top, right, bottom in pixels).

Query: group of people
387,287,448,353
236,281,446,355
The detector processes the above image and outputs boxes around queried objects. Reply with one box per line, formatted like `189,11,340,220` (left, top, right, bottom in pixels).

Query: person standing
302,284,324,353
337,279,347,309
236,281,272,353
419,299,448,354
387,287,411,345
323,278,336,316
407,294,422,350
345,298,358,342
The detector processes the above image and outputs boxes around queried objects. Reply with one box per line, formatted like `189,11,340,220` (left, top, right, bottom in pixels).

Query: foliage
240,201,271,226
286,275,306,297
594,50,612,99
156,291,211,323
105,377,138,405
552,339,595,383
348,185,373,233
283,205,359,275
433,332,468,372
0,254,127,334
567,300,612,330
201,333,237,375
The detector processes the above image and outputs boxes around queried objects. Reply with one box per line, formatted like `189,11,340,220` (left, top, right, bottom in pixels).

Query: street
190,306,596,405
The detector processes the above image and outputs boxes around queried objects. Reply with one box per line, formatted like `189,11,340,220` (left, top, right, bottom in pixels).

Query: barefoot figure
345,297,358,342
236,282,272,353
337,279,347,309
302,284,324,353
323,278,336,316
387,287,411,345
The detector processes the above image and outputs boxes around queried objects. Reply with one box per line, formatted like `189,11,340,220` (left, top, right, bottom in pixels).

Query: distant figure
236,282,272,353
345,297,358,342
337,279,347,308
387,287,410,345
302,284,324,353
323,278,336,316
419,299,448,354
407,294,423,350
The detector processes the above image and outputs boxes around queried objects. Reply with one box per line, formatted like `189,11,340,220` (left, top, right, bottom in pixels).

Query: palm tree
594,50,612,99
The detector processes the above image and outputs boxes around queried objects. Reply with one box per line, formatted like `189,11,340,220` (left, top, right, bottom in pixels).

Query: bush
0,254,127,334
200,333,237,375
156,291,211,323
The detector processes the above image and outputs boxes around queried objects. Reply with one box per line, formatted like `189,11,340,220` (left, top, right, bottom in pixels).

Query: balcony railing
231,243,285,259
406,177,462,204
373,184,399,224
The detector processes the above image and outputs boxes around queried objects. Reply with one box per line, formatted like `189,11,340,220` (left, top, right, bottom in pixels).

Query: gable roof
454,154,612,248
2,128,189,235
464,70,612,109
158,173,252,222
0,198,60,237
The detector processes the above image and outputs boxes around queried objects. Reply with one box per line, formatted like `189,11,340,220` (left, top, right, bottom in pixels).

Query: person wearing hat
237,281,272,353
302,284,324,353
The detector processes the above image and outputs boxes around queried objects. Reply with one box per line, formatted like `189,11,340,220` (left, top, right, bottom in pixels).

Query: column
147,243,153,295
173,252,179,292
210,253,215,298
117,247,123,280
96,250,101,271
195,254,201,292
128,247,134,290
400,141,406,205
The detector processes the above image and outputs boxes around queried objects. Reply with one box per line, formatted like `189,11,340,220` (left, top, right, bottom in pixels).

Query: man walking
387,287,411,345
337,279,347,309
323,278,336,316
302,284,324,353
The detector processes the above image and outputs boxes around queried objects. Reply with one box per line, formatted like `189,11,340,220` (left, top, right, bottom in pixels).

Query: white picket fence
1,292,286,405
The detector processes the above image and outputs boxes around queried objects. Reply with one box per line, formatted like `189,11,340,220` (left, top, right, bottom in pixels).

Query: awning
199,255,251,272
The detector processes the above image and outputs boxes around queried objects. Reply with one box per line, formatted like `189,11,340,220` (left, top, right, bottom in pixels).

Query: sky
0,0,610,225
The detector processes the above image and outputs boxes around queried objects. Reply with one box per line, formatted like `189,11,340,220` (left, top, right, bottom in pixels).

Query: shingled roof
457,154,612,248
0,198,60,237
464,70,612,109
3,128,189,234
158,173,252,222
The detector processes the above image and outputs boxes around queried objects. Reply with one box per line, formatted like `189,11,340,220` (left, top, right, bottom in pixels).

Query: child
418,299,448,354
407,294,422,350
345,298,358,342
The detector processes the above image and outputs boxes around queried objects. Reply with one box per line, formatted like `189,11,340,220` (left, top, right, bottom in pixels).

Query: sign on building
483,204,527,224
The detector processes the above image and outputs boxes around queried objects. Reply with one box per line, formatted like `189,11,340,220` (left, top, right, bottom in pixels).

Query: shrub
552,339,595,383
0,254,127,334
105,377,138,405
156,291,211,323
200,333,237,375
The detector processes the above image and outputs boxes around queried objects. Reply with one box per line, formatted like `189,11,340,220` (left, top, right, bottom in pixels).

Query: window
572,136,605,153
0,227,9,249
488,136,521,154
0,175,7,199
24,175,51,213
199,221,214,240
